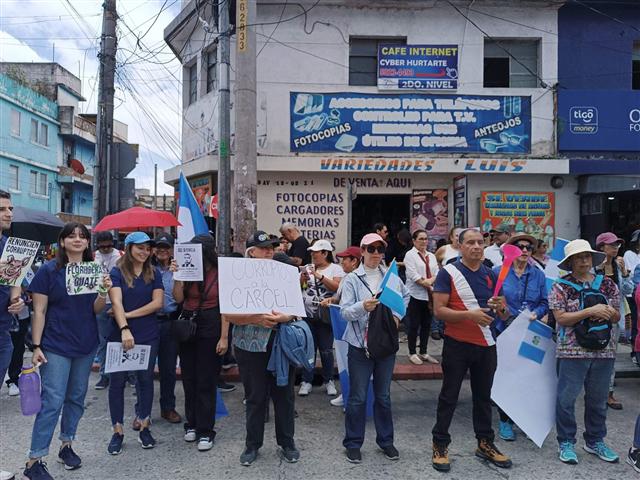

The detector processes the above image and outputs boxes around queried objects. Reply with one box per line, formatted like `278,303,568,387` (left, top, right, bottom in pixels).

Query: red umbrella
93,207,181,232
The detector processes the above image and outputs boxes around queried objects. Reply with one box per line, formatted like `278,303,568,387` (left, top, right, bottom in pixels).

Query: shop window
188,63,198,105
8,165,18,190
11,110,20,136
349,37,406,86
484,39,539,88
206,48,217,93
633,41,640,90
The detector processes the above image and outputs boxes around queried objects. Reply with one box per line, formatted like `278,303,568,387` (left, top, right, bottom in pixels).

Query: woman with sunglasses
340,233,409,464
493,234,548,441
594,232,633,411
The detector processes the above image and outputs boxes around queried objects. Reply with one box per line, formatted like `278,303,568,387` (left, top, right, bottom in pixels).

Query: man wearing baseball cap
152,233,183,424
484,223,511,268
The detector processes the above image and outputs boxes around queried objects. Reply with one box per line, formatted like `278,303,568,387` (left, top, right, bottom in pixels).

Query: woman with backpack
339,233,409,464
549,239,620,465
171,233,228,452
298,239,344,397
594,232,633,411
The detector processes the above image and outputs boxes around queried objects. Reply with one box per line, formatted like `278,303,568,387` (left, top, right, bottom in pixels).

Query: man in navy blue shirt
0,189,26,480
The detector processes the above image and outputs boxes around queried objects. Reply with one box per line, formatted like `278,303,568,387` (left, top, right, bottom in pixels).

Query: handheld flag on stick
378,260,406,317
177,172,209,243
493,244,524,296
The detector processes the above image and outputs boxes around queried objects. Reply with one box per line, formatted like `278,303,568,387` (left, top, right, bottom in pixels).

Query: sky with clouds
0,0,184,195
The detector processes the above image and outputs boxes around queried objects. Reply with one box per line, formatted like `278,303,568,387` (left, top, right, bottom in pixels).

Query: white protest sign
491,310,557,448
174,243,203,281
104,342,151,373
218,257,306,317
66,262,103,295
0,237,40,287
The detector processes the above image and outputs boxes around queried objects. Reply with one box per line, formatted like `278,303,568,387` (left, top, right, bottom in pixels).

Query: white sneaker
330,394,344,407
184,429,197,442
298,382,312,396
325,380,338,396
408,354,423,365
0,469,15,480
7,383,19,396
419,354,440,364
197,437,213,451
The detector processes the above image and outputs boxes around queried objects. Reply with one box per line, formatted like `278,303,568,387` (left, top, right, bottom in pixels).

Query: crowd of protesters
1,186,639,479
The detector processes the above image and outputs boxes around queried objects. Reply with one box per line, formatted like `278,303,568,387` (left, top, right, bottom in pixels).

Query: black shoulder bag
171,276,216,342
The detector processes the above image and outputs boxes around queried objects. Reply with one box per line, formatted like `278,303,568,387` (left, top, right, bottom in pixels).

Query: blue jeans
635,414,640,449
158,318,178,411
29,350,95,458
108,340,159,425
302,318,335,384
0,330,13,386
343,344,395,449
96,307,114,378
556,357,614,445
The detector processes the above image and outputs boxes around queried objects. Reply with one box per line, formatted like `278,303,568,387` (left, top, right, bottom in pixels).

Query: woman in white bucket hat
549,239,621,465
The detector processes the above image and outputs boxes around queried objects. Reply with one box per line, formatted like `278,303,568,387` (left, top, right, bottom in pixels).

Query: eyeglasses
366,245,386,254
515,244,534,251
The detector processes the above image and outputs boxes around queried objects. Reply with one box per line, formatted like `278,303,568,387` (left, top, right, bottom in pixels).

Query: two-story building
164,0,578,250
0,71,61,214
557,0,640,243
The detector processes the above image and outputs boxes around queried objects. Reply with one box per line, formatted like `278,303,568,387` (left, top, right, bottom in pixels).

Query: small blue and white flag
518,319,554,364
330,305,373,417
378,259,406,317
177,172,209,243
544,238,569,291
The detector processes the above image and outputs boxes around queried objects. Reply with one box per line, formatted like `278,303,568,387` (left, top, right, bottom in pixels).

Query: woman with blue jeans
107,232,164,454
549,239,620,466
24,222,112,480
339,233,409,464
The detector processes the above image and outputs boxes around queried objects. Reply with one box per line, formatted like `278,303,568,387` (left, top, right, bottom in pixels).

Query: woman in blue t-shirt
23,222,112,480
107,232,163,454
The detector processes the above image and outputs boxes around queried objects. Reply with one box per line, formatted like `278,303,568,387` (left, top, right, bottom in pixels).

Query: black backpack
555,275,611,351
355,274,399,359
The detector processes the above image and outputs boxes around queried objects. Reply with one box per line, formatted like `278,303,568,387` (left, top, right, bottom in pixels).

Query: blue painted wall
558,2,640,90
0,74,61,213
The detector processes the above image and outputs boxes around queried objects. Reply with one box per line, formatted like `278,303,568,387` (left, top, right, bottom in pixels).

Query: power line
571,0,640,33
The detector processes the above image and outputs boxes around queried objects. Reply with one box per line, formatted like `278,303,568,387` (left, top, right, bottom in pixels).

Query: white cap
307,239,334,252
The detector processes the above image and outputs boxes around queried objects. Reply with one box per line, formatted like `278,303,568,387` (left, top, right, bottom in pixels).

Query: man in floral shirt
549,239,620,466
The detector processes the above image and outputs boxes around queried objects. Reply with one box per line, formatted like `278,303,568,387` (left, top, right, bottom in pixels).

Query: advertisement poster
174,243,203,282
410,189,448,252
65,262,103,295
480,192,555,248
290,92,531,154
453,175,467,228
378,44,458,90
558,90,640,151
0,237,40,286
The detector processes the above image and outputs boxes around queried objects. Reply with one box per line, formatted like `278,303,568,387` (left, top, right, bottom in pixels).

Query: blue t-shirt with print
28,259,99,357
109,266,163,344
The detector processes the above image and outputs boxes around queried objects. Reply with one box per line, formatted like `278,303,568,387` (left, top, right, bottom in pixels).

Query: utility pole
233,0,257,254
153,163,158,210
92,0,117,227
216,0,232,255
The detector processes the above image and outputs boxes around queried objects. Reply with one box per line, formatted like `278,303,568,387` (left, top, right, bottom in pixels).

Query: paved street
1,370,637,480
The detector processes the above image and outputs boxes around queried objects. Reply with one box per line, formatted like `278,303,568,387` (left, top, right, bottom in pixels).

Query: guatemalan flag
177,172,209,244
543,238,570,290
378,260,407,317
518,319,554,364
329,305,374,417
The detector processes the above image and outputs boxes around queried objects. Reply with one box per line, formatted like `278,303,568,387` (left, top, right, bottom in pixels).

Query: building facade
0,63,138,225
557,0,640,244
165,0,581,250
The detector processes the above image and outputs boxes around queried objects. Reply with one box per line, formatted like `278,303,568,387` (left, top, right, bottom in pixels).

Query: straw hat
506,233,537,246
557,239,606,271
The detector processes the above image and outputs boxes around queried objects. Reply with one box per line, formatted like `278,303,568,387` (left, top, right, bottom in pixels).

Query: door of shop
351,194,411,247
